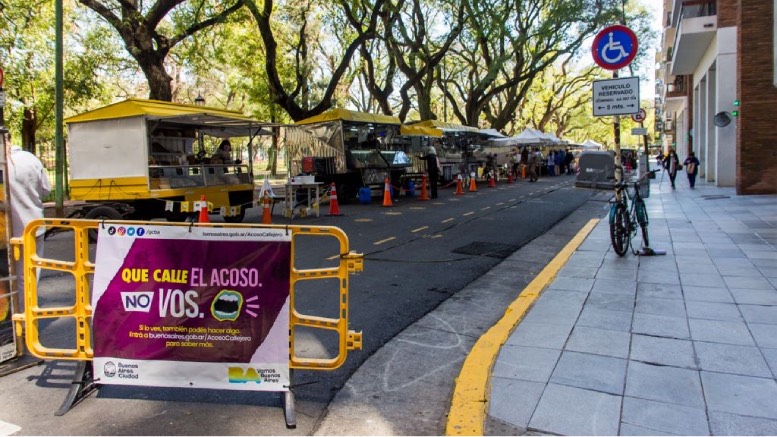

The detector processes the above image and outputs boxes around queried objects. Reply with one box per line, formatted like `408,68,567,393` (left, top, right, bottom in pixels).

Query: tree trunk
21,107,36,154
140,60,174,101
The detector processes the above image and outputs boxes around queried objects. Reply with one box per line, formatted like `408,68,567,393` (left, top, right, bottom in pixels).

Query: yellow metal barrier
11,218,363,370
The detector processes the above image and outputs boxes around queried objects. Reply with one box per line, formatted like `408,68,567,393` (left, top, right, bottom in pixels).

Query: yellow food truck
66,99,271,223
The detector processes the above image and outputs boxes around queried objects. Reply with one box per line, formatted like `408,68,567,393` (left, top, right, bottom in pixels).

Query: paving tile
549,351,627,395
556,265,597,279
621,396,709,435
676,254,714,266
492,345,561,383
619,423,677,436
488,377,545,428
709,411,777,436
748,323,777,349
504,322,572,350
738,304,777,324
681,273,727,288
528,383,621,436
718,265,763,278
637,268,680,285
730,288,777,305
596,266,637,281
632,313,690,339
694,341,772,377
549,276,594,292
636,282,683,300
576,307,633,332
630,334,697,369
565,252,605,268
585,292,634,312
724,275,775,290
701,371,777,420
759,348,777,378
688,319,755,346
591,278,637,295
565,325,631,359
635,296,687,318
625,361,704,408
685,301,743,321
682,285,735,303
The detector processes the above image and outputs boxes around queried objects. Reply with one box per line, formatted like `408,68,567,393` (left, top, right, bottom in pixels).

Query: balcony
670,0,717,76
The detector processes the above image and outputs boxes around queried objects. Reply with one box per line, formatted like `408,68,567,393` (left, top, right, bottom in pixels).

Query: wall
737,0,777,194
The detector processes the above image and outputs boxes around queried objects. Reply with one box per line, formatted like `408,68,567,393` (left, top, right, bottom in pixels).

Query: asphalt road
0,175,603,435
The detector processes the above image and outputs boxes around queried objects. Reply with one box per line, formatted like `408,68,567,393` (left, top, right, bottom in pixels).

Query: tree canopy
0,0,657,149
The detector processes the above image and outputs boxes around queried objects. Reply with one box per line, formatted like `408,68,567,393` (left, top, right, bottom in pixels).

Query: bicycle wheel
635,199,650,248
609,202,630,256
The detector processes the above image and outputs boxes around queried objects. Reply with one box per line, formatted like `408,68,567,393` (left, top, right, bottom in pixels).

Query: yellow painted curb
445,218,600,436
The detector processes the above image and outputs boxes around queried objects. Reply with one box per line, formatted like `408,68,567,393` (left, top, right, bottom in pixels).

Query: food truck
407,120,481,181
65,98,270,223
284,108,414,202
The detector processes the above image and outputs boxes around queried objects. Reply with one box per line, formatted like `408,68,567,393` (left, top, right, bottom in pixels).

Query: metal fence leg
283,390,297,429
55,360,97,416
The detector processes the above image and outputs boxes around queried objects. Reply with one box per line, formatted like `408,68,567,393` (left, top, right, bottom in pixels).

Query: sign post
591,24,639,196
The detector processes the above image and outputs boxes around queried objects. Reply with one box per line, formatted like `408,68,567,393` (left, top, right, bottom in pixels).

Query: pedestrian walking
527,147,538,182
547,151,555,177
662,148,681,189
683,151,701,189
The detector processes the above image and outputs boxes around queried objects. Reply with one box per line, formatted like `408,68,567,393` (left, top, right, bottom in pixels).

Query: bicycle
609,168,660,256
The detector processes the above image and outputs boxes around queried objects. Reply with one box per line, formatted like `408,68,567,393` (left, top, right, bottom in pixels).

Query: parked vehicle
575,150,617,189
66,98,270,223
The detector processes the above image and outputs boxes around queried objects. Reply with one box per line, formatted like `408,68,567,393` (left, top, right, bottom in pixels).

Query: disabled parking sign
592,25,638,70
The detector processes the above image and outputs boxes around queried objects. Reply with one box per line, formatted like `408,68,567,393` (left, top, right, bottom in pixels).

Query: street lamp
194,93,205,106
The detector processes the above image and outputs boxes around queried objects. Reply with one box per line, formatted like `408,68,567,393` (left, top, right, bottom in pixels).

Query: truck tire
85,206,123,243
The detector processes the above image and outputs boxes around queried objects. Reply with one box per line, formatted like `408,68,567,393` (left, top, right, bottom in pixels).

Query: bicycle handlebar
614,168,660,190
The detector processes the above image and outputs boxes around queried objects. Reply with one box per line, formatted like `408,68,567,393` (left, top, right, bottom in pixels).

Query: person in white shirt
7,134,51,307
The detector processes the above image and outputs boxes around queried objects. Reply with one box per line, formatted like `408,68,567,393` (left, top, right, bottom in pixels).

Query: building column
715,26,737,187
706,67,717,182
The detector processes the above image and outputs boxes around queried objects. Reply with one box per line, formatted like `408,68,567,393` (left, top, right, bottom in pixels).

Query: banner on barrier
92,224,291,391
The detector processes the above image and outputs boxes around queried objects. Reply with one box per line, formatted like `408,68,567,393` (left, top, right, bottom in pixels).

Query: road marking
373,237,396,245
384,211,402,216
326,254,339,261
442,218,454,223
481,207,491,211
409,206,426,210
445,218,600,436
462,212,474,216
509,198,517,201
354,218,373,222
431,234,443,239
496,202,504,206
411,226,428,233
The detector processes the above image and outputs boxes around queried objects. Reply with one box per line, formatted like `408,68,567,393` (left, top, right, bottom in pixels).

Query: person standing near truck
419,145,440,199
6,133,51,306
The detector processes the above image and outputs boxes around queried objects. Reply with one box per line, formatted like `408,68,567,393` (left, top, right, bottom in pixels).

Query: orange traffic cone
521,164,527,179
382,178,393,207
455,175,465,195
328,183,342,215
198,195,210,223
488,174,496,188
262,193,272,224
469,174,478,192
418,176,430,201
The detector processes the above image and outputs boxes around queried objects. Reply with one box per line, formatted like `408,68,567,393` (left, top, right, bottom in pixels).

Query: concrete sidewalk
485,178,777,435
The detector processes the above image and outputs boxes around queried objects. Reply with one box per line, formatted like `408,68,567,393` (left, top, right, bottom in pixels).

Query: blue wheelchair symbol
593,25,638,70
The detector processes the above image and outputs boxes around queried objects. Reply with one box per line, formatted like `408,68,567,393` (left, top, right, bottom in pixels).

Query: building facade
657,0,777,194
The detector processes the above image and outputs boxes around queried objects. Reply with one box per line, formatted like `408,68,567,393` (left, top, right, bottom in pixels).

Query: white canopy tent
579,139,604,150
